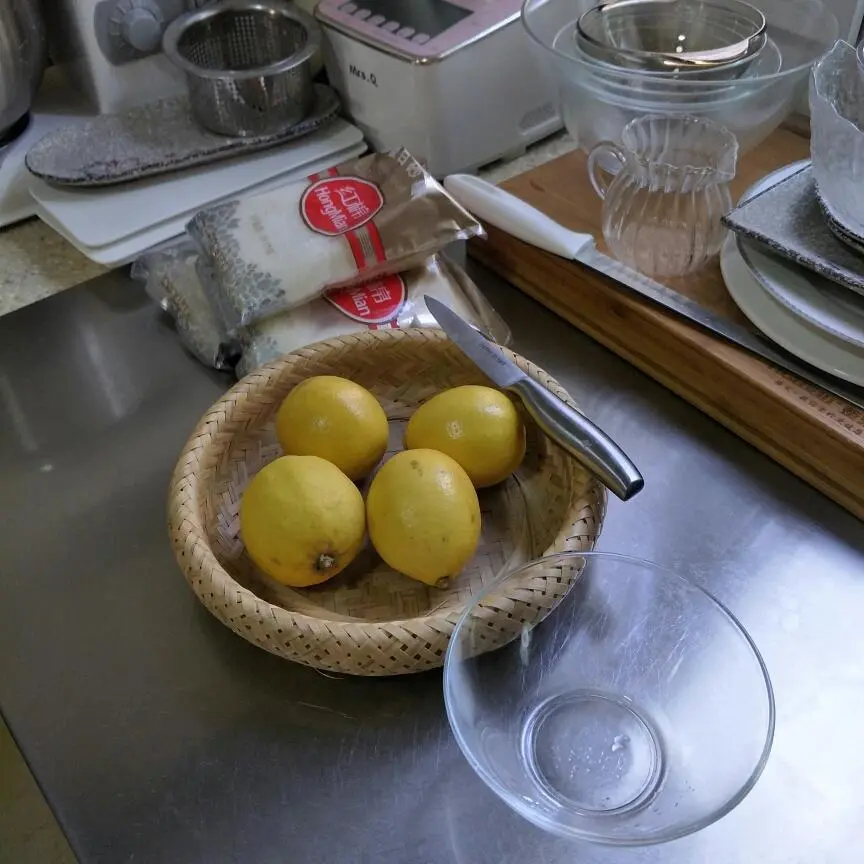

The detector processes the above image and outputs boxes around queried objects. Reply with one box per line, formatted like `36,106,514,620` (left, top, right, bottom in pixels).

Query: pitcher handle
587,142,626,200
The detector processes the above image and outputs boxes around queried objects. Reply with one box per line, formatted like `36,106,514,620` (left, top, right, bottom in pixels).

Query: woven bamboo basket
168,329,605,675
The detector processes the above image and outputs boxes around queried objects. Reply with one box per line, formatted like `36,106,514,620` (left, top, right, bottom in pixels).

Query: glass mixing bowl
443,552,775,846
522,0,839,153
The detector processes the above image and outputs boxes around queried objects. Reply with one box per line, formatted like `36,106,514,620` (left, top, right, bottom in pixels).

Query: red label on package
300,176,384,236
325,274,407,325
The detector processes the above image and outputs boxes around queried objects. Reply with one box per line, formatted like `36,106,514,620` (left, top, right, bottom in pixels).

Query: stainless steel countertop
1,260,863,863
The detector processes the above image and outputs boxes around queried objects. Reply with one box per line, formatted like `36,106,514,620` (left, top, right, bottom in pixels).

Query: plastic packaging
235,255,510,378
187,147,485,332
132,243,237,370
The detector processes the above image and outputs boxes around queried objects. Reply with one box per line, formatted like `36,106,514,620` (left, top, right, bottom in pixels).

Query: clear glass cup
443,551,774,846
587,115,738,276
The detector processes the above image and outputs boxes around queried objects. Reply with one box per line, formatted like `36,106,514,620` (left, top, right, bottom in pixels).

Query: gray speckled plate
25,84,341,188
817,193,864,256
723,162,864,298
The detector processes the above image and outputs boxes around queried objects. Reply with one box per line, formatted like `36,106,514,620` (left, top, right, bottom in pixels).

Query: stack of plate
28,120,364,267
22,86,365,266
722,161,864,388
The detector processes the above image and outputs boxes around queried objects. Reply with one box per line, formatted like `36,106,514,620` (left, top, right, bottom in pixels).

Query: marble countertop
0,221,108,316
0,130,577,318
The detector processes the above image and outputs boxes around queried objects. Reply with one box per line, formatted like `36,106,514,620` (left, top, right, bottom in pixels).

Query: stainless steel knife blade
579,242,864,410
425,297,525,388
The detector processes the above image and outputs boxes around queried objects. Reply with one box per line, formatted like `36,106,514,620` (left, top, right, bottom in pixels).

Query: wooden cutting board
468,128,864,519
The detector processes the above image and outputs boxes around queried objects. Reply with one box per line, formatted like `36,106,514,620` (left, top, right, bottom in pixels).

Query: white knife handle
444,174,595,260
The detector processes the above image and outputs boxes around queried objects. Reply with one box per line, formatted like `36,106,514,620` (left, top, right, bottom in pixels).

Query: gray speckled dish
25,84,340,188
723,162,864,297
816,189,864,256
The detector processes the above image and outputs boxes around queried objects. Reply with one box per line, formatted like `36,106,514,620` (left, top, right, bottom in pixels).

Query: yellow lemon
240,455,366,587
276,375,389,481
366,449,481,586
404,385,526,488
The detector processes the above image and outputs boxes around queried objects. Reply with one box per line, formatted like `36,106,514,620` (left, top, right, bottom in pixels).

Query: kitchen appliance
46,0,190,114
0,0,47,138
314,0,562,176
0,68,94,228
426,296,644,499
443,172,864,409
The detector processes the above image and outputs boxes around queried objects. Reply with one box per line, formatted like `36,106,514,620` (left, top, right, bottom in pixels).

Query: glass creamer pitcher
587,115,739,276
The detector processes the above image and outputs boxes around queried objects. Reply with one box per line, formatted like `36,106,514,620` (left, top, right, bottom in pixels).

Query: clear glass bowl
522,0,839,153
443,552,775,846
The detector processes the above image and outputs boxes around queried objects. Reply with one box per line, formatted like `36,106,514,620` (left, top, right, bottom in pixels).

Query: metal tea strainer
163,0,320,138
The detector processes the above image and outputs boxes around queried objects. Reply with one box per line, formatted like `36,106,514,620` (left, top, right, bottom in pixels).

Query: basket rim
167,328,606,647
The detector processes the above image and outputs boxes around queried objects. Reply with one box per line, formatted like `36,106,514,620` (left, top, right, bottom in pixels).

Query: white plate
737,239,864,349
32,142,368,267
33,205,180,267
720,235,864,386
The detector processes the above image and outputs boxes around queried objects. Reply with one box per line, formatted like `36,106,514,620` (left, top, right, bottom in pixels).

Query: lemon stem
316,554,337,571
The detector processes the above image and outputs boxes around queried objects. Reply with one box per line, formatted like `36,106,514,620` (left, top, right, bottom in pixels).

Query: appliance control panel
316,0,521,61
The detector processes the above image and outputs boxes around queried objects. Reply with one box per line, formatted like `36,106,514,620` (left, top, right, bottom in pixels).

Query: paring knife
443,173,864,412
425,295,645,501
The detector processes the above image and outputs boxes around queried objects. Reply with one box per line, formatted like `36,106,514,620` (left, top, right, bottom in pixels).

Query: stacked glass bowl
522,0,839,153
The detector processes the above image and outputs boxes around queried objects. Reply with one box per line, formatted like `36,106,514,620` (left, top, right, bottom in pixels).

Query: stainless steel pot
0,0,46,139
